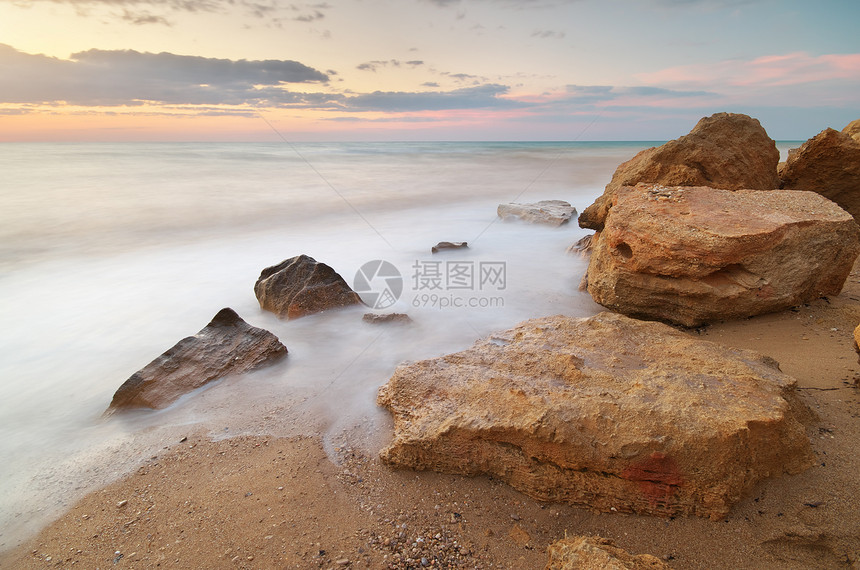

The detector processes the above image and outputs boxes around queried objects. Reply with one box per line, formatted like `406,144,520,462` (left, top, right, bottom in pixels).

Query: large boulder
108,308,287,411
254,254,362,319
843,118,860,143
779,127,860,221
378,312,814,520
580,112,779,230
586,184,860,327
545,536,668,570
498,200,576,226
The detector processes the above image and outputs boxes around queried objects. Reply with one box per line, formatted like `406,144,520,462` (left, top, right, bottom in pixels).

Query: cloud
341,84,518,112
356,59,424,72
0,0,332,25
637,52,860,88
422,0,580,7
0,44,328,106
531,30,565,39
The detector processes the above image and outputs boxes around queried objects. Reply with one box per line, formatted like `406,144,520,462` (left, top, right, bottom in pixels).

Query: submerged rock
580,112,779,230
586,184,860,327
497,200,576,226
362,312,412,324
545,536,668,570
431,241,468,254
108,308,287,411
378,312,814,520
779,127,860,221
566,234,593,257
254,254,362,319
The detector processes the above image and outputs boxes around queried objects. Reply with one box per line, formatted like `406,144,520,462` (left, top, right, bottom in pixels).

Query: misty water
0,141,800,550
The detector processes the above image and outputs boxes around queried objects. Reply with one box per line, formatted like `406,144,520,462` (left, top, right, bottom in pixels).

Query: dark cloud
342,84,517,112
564,84,713,103
0,44,328,106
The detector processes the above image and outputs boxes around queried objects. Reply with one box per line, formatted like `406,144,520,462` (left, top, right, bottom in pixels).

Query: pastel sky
1,0,858,141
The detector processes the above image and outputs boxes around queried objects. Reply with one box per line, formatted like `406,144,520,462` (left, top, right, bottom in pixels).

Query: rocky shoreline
3,113,860,568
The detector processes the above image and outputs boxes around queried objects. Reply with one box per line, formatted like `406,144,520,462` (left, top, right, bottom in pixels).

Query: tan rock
843,119,860,143
378,312,814,520
853,324,860,366
108,308,287,411
779,128,860,221
580,112,779,230
586,184,860,327
498,200,576,226
545,536,668,570
254,254,362,319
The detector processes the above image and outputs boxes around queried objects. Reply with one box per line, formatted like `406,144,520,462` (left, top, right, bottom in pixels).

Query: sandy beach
2,255,859,570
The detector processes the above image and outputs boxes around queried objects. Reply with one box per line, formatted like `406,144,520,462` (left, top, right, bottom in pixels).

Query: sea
0,140,802,550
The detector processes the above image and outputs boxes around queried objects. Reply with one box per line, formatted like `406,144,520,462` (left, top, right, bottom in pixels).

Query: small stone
116,500,128,508
431,241,468,254
335,558,350,565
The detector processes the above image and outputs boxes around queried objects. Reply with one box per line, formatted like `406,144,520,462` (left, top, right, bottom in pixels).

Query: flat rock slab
363,312,412,324
498,200,576,226
108,308,287,411
586,184,860,327
545,536,668,570
254,254,362,319
378,312,814,520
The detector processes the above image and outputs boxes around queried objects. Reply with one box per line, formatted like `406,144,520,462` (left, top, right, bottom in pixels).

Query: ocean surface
0,140,801,550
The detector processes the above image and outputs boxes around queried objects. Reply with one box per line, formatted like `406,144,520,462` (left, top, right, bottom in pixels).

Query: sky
0,0,858,141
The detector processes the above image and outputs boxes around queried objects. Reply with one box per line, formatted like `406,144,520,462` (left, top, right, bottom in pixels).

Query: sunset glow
1,0,858,141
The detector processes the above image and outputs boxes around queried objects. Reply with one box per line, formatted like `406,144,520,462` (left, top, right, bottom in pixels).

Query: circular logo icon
353,260,403,310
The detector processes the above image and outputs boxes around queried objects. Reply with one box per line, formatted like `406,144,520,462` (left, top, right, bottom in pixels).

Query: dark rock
108,308,287,411
254,254,362,319
431,241,468,254
362,313,412,324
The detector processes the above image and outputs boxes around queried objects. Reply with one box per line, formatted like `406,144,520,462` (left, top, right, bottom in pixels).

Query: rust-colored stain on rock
621,452,683,508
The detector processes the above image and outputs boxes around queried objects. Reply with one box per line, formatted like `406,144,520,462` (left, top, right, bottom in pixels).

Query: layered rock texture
254,254,362,319
580,113,779,231
585,184,860,327
108,308,287,411
779,127,860,221
378,312,814,520
545,536,668,570
498,200,576,226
